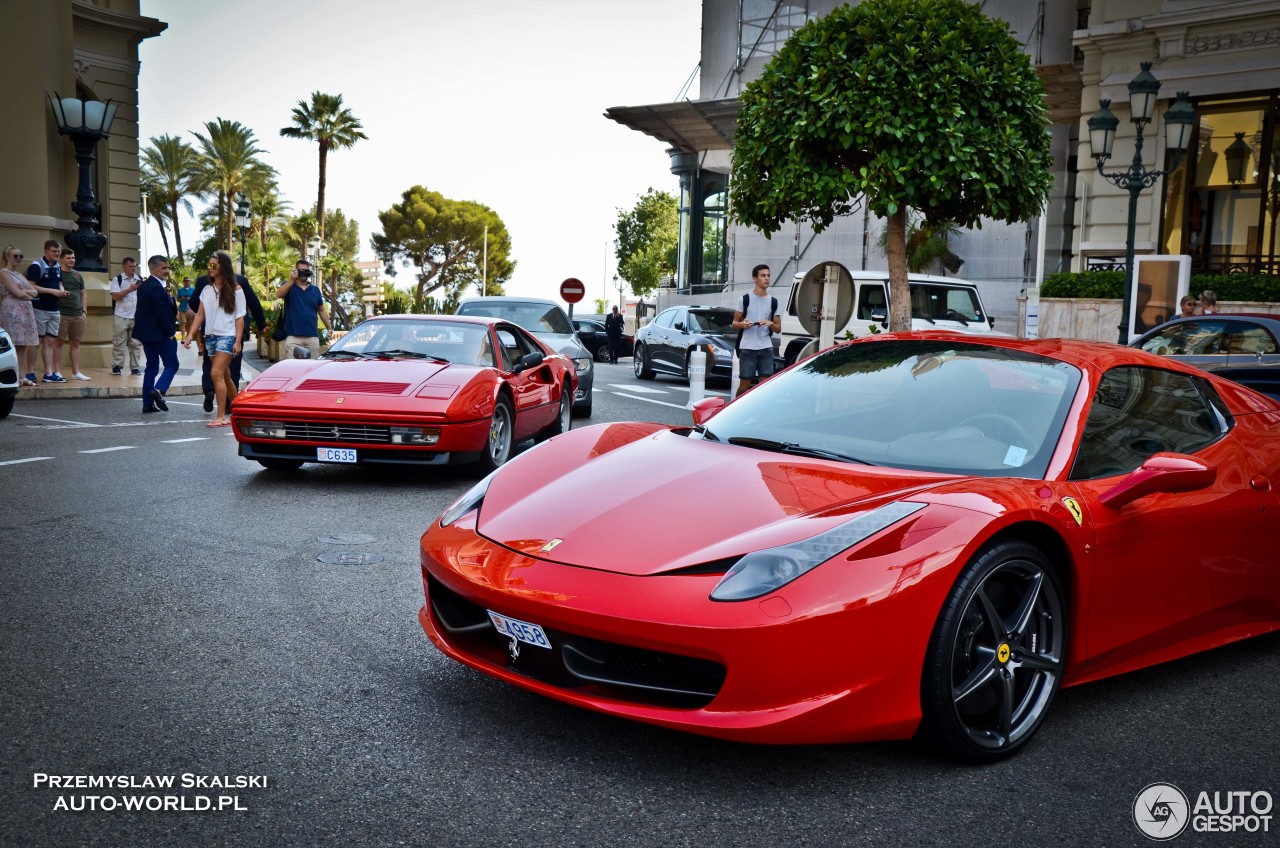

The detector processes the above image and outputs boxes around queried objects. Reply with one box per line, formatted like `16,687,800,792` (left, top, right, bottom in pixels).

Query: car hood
476,424,955,575
245,357,469,395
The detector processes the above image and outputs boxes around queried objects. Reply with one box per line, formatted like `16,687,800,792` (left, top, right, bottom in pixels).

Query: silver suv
456,297,594,417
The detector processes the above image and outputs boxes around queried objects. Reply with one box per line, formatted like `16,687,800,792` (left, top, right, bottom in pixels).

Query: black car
632,306,740,382
1132,313,1280,400
572,318,633,363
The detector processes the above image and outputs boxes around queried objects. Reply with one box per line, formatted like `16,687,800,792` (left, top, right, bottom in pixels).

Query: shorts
58,315,86,341
205,334,238,355
738,347,775,381
33,309,60,338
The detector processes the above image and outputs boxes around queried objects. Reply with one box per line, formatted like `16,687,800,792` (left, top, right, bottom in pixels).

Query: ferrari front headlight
710,502,927,601
439,470,497,527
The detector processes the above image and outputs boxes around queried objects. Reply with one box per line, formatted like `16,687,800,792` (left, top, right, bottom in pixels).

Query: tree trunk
886,207,911,332
157,217,171,258
169,199,184,260
317,142,330,306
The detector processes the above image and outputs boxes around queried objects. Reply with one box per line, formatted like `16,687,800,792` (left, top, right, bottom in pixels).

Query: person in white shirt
184,251,246,427
731,264,781,397
109,256,144,375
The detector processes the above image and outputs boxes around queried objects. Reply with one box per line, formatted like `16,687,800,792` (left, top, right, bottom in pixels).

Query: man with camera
276,259,332,359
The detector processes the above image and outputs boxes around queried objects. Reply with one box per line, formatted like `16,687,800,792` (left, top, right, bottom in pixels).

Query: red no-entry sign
560,278,585,304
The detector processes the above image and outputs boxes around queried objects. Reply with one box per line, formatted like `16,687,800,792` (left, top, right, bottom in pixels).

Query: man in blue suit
131,255,180,414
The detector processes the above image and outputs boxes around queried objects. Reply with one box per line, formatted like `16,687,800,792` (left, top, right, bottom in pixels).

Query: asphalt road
1,361,1276,848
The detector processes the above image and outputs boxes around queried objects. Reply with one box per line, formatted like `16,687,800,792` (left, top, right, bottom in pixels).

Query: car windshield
688,310,735,334
458,301,573,335
325,319,495,366
697,340,1081,478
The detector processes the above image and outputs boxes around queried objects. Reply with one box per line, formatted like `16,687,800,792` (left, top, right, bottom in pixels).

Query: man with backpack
731,263,780,397
109,256,144,376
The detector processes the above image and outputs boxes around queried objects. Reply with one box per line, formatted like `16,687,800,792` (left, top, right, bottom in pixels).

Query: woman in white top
184,251,246,427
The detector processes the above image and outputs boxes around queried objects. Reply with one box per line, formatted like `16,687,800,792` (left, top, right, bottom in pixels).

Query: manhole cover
318,534,376,545
316,552,384,565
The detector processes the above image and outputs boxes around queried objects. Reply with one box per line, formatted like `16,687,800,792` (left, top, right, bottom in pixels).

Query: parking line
10,413,101,426
607,384,668,394
0,457,54,466
79,446,137,454
611,392,690,410
162,437,209,443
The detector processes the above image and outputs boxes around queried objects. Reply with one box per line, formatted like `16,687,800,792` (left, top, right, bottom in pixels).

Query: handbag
272,322,287,342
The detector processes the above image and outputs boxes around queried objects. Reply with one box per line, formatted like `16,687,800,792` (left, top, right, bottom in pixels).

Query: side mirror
691,396,726,426
870,309,887,326
577,325,596,335
988,316,996,328
674,321,685,332
513,351,544,374
1099,453,1216,509
292,346,312,360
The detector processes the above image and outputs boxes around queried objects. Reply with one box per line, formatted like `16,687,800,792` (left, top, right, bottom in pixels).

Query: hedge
1040,271,1280,302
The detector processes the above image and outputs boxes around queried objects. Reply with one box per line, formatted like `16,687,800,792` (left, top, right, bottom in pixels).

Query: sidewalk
18,338,268,401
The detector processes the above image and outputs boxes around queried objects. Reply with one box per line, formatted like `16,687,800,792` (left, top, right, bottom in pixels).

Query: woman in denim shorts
184,252,246,427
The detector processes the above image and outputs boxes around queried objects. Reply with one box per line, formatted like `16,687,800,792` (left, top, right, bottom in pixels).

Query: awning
604,98,741,154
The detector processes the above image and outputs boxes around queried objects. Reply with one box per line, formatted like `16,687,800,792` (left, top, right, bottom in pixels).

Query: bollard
686,349,708,408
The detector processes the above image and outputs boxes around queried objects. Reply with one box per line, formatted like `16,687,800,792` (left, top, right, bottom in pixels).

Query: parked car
456,297,594,417
1131,313,1280,400
0,327,18,419
418,332,1280,761
632,305,743,383
572,318,633,362
230,315,576,472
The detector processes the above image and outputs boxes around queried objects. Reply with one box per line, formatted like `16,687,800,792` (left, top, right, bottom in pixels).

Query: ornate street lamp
234,193,252,276
1087,62,1196,343
48,94,118,272
1224,132,1252,186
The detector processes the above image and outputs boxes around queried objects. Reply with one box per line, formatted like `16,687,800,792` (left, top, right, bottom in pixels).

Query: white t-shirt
739,292,775,351
111,273,142,319
199,285,247,338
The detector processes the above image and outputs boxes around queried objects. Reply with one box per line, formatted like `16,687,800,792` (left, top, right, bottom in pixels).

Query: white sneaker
72,372,92,380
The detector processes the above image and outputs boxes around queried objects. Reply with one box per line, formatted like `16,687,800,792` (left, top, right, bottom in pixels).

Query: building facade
0,0,165,366
607,1,1280,333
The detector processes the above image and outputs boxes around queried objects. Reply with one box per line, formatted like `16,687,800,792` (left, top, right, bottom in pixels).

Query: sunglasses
13,253,23,260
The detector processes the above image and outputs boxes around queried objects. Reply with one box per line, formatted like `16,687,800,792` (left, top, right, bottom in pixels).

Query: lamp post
48,94,118,272
1087,63,1196,344
614,274,623,312
234,193,251,277
141,191,149,261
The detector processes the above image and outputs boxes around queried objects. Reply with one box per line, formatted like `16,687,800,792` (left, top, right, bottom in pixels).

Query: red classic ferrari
231,315,577,472
418,334,1280,760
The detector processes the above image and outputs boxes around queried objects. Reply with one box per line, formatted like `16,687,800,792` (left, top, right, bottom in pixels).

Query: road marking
79,446,137,454
167,400,204,407
162,437,209,443
25,419,210,429
611,392,690,410
608,384,668,394
10,413,101,426
0,457,54,466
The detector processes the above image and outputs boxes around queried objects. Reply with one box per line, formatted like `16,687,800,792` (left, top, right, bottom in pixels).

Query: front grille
298,379,410,394
283,421,391,444
427,574,726,708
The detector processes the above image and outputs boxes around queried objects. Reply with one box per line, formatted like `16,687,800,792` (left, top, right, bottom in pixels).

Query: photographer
276,259,332,359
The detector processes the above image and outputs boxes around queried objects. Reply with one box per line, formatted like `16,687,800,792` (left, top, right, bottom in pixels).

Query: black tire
0,390,15,419
476,397,515,473
537,386,572,441
256,458,304,471
594,345,611,364
634,344,655,380
919,539,1066,762
572,393,593,418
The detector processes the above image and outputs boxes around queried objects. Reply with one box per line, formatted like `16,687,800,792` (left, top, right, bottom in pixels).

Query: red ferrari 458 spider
231,314,577,472
418,334,1280,761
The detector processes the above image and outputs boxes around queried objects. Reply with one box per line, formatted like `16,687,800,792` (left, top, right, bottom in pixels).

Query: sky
137,0,702,304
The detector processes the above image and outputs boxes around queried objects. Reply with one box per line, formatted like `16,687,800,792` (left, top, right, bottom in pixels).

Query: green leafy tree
141,134,199,260
191,118,276,252
371,186,514,305
592,298,610,314
382,286,414,316
615,188,677,298
731,0,1052,330
875,214,964,274
139,173,173,258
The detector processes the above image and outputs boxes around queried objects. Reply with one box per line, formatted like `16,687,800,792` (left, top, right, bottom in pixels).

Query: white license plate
487,610,552,649
317,447,358,463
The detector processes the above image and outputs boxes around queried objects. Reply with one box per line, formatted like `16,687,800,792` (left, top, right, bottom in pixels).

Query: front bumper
232,411,490,466
418,513,964,745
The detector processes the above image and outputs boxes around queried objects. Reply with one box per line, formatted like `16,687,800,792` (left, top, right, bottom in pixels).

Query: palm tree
877,214,964,275
191,118,275,251
279,91,367,304
139,173,172,258
140,134,199,260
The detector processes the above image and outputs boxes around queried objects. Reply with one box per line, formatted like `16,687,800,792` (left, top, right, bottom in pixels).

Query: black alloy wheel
634,344,655,380
538,387,572,442
920,540,1066,762
476,397,514,473
594,344,611,363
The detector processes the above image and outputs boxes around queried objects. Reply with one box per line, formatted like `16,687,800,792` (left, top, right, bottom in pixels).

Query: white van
777,269,1001,365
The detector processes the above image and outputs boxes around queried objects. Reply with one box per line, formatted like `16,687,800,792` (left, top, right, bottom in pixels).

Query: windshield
698,340,1080,478
911,285,984,323
688,310,736,334
326,319,495,366
457,301,573,335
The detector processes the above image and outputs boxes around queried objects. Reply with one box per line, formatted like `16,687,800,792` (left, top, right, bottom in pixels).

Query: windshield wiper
693,425,722,442
368,349,445,361
726,436,873,465
323,350,364,359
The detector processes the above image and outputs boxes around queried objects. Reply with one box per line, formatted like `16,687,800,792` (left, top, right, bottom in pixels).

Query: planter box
1039,299,1280,343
